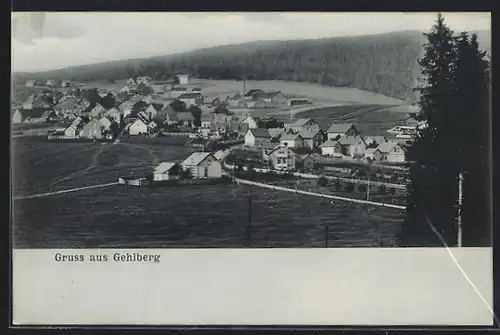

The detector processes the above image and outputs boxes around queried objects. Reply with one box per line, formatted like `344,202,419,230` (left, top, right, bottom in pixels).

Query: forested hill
13,30,491,102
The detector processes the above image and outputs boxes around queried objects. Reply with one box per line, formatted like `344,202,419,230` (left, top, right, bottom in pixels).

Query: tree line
13,31,428,102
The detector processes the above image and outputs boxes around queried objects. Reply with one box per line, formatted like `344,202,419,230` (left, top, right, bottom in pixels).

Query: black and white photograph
10,11,494,326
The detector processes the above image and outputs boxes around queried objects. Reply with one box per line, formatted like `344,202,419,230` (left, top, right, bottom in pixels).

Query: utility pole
247,187,252,247
243,78,246,96
457,172,464,248
324,224,329,248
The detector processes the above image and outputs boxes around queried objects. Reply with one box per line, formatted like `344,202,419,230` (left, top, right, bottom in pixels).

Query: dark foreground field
12,137,405,248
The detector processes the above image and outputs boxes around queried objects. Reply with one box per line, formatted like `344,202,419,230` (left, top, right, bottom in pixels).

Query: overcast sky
11,12,491,73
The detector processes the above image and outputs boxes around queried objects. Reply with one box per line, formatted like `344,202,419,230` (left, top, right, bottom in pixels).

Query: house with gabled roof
243,88,264,100
153,162,181,181
128,118,158,136
80,119,105,139
279,132,304,149
326,123,359,140
364,136,388,147
297,128,325,149
89,103,106,119
336,135,367,158
320,139,344,157
263,144,296,171
372,141,406,162
104,107,123,126
252,91,288,105
244,128,271,147
178,92,204,108
241,115,258,129
180,152,222,179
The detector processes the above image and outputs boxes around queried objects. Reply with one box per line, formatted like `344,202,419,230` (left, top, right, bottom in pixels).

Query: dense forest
12,30,490,102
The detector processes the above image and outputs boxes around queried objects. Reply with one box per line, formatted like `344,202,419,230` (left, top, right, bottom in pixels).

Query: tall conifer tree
400,14,491,247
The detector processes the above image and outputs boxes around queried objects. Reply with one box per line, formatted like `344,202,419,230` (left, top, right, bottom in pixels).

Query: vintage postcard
10,12,494,326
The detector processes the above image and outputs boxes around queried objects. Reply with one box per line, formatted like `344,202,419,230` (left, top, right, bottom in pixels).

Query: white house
337,136,367,158
244,128,271,147
177,74,189,85
145,104,158,120
128,118,157,136
180,152,222,179
326,123,359,140
262,144,296,171
374,141,406,162
153,162,181,181
320,139,344,157
12,109,23,124
279,133,304,148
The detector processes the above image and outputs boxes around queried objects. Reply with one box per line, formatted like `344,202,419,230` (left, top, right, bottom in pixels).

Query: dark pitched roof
248,128,271,138
252,91,282,100
327,123,355,134
244,89,264,97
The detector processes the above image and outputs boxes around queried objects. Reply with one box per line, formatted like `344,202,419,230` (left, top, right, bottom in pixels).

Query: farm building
252,91,288,105
246,99,267,109
279,133,304,149
287,97,311,106
326,123,359,140
153,162,181,181
244,128,271,147
177,74,189,85
80,119,105,139
263,144,296,171
180,152,222,179
178,93,204,108
243,89,264,100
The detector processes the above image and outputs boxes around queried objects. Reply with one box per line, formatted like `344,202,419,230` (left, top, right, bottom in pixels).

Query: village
12,74,420,187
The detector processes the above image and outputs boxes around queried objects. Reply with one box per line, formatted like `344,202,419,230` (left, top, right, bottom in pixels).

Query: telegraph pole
247,187,252,247
457,172,464,248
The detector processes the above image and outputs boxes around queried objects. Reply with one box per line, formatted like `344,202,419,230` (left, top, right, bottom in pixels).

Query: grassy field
295,104,414,136
12,137,405,248
76,78,404,105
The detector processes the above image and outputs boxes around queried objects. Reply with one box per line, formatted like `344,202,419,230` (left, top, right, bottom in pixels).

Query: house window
204,167,208,177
